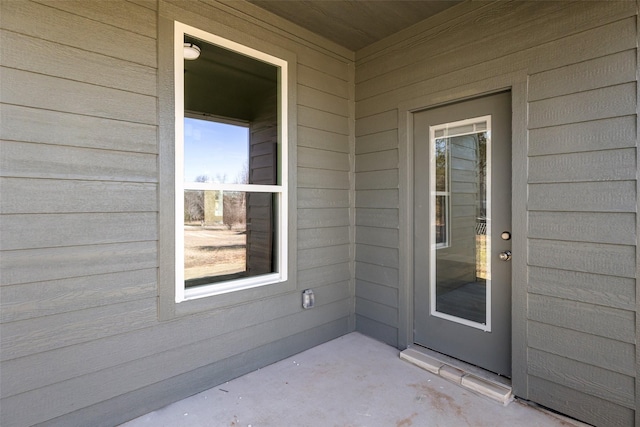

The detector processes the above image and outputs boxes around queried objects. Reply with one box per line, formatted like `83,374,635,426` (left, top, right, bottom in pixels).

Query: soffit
246,0,464,51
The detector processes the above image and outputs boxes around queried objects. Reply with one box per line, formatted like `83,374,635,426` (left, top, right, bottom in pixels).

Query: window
174,22,288,302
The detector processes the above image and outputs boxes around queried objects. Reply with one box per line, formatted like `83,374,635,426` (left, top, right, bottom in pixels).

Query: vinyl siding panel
355,208,399,229
0,0,156,67
528,376,635,427
355,244,399,269
527,266,635,312
0,30,157,96
297,126,350,153
527,115,636,156
0,104,158,153
528,348,634,409
355,314,397,346
1,141,157,182
0,178,158,214
354,2,638,425
37,319,348,427
528,212,636,245
356,16,636,119
355,170,398,190
355,261,398,289
1,67,157,125
527,50,637,102
0,1,354,426
298,64,350,99
0,269,157,323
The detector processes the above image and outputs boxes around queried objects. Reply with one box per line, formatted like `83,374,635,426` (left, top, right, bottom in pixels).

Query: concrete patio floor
120,332,585,427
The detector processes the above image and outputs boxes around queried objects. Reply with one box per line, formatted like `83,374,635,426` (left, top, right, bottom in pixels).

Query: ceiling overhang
246,0,464,52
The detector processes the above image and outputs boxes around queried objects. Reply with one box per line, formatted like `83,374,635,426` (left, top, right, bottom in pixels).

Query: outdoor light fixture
183,42,201,60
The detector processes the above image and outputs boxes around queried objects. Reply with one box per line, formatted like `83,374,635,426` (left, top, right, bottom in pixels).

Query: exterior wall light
183,42,201,60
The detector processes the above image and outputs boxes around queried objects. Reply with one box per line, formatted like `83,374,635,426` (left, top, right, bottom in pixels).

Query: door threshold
400,346,512,405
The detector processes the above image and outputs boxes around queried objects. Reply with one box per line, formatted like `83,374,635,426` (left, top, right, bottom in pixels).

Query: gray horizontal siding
0,104,158,153
1,67,157,124
527,50,636,102
528,294,635,344
528,348,634,408
528,321,635,377
0,1,354,426
1,141,157,182
0,269,157,323
356,9,636,119
298,188,350,208
38,318,349,427
0,178,158,214
528,83,636,129
355,170,398,190
355,244,398,269
528,239,636,278
355,261,398,289
528,115,636,156
528,148,636,183
528,212,636,245
355,208,398,229
4,308,350,427
297,226,350,250
527,266,635,312
298,64,350,99
1,284,347,399
298,208,350,229
355,314,397,346
0,29,157,96
528,376,634,427
1,0,156,67
1,241,158,287
0,213,158,251
31,0,157,38
528,181,636,212
354,1,638,425
297,126,350,153
298,146,350,170
298,262,351,288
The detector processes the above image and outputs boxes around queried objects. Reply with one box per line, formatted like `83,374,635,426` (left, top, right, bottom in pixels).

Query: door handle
499,250,512,261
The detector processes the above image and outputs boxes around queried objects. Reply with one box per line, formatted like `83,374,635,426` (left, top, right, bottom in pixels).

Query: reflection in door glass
430,117,490,329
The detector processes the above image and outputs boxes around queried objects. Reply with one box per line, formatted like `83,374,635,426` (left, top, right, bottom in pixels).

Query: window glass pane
434,130,489,325
435,138,448,192
435,195,447,245
183,35,279,186
184,119,249,184
184,190,276,288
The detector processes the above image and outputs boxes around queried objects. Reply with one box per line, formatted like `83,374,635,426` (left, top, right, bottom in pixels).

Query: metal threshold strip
400,346,513,405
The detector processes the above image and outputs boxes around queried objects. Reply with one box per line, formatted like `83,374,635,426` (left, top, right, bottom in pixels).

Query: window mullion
183,183,283,193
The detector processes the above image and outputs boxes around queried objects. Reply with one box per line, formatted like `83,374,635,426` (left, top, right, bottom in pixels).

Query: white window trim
429,115,492,331
174,21,288,303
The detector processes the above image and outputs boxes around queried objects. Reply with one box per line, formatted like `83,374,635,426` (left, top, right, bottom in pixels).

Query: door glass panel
430,116,491,330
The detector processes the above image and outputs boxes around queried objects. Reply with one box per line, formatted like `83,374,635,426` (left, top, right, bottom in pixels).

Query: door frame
397,71,528,397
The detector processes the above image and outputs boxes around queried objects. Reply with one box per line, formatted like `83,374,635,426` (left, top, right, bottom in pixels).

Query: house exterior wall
0,1,355,426
354,2,638,426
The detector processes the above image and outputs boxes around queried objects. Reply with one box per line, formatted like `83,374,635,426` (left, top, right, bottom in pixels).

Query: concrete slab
120,333,585,427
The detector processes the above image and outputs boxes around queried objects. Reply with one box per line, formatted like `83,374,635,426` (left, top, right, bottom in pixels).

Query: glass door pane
430,116,491,331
